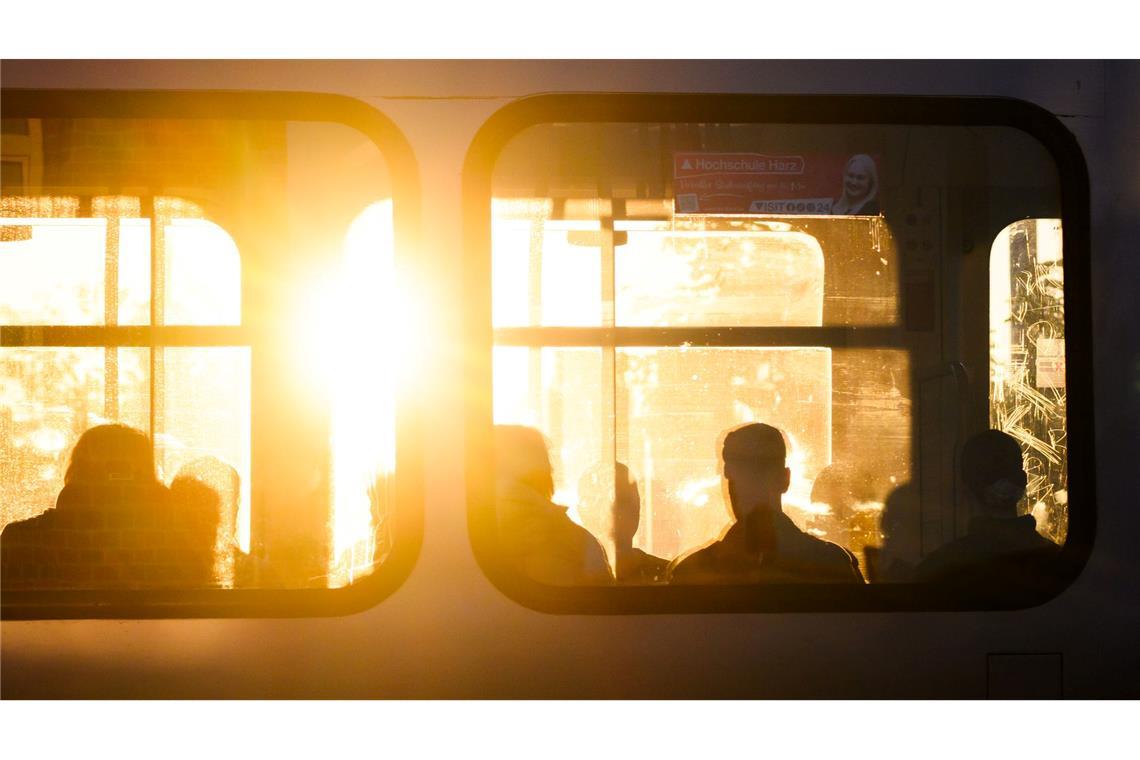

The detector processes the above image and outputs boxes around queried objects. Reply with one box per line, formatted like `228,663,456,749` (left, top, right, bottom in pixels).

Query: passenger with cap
914,429,1058,591
668,422,864,584
494,425,613,585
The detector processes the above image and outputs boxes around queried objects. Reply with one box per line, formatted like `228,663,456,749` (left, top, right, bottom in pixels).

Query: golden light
1,198,251,576
294,199,407,587
490,201,836,560
989,219,1068,543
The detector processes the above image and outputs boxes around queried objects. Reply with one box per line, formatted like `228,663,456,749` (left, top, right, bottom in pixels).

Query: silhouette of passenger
863,482,918,583
1,424,217,589
578,462,668,584
172,457,244,586
808,464,857,547
669,423,864,584
62,422,159,486
494,425,612,585
915,430,1059,593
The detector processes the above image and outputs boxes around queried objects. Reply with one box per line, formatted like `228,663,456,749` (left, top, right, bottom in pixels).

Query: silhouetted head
169,474,222,519
493,425,555,501
64,424,156,485
579,462,640,546
880,482,914,544
172,457,241,537
720,423,791,520
960,430,1027,517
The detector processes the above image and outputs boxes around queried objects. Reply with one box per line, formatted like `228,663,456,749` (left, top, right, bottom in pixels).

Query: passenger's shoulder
780,515,847,559
667,541,720,581
779,520,863,581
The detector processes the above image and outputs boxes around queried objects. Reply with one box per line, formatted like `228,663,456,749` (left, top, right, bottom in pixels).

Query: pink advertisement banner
673,152,881,215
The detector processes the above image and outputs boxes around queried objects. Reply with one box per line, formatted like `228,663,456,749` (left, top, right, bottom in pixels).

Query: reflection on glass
990,219,1067,544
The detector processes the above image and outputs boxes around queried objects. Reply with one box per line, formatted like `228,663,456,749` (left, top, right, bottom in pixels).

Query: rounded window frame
462,92,1095,614
0,88,424,620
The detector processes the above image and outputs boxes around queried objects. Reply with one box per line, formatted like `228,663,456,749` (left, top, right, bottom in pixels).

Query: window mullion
493,325,905,348
601,202,618,521
104,201,120,421
147,196,167,465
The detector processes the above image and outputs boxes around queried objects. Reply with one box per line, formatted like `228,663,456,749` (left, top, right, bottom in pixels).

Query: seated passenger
669,423,864,584
172,457,257,587
1,424,216,590
494,425,612,585
579,462,668,584
863,482,917,583
915,429,1059,593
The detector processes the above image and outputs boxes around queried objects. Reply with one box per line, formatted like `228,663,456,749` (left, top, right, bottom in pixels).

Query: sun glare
295,199,405,586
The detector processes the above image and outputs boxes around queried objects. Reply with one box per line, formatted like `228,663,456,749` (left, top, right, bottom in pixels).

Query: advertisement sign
673,152,881,215
1035,337,1066,389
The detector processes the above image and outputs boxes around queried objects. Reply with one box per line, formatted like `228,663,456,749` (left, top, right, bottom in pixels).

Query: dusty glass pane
493,212,602,327
164,216,241,326
990,219,1067,544
491,216,900,329
0,197,156,327
160,347,251,587
615,220,823,326
494,346,606,509
493,345,911,582
0,218,106,325
0,347,149,531
492,214,900,328
117,217,151,326
617,347,834,561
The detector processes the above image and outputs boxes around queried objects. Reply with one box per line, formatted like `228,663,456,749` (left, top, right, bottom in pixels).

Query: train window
465,95,1092,612
0,92,422,617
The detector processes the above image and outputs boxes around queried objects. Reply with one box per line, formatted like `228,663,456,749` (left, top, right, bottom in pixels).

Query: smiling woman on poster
831,154,879,215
